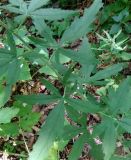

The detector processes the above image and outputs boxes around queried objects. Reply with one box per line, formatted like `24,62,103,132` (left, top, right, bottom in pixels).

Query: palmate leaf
1,0,77,23
61,0,103,43
58,38,96,82
0,107,19,123
33,18,56,45
29,100,64,160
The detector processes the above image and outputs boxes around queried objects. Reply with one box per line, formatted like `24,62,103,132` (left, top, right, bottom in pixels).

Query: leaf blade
65,98,100,113
61,0,103,43
15,94,61,105
90,63,124,82
0,108,19,123
69,134,86,160
103,120,116,160
29,100,64,160
28,0,49,12
31,8,77,20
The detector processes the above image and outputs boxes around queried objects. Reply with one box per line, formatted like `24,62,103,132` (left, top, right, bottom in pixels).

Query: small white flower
94,137,102,145
96,30,128,51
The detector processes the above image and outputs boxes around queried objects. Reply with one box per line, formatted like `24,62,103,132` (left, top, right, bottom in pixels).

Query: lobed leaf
61,0,103,43
29,100,64,160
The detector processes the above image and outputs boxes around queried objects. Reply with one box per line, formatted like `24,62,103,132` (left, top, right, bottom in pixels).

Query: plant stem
20,129,30,154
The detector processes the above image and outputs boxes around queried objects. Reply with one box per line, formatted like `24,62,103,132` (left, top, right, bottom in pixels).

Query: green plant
0,0,131,160
98,0,131,34
0,0,77,24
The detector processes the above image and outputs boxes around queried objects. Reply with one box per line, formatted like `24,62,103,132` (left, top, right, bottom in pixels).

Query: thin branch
20,129,30,154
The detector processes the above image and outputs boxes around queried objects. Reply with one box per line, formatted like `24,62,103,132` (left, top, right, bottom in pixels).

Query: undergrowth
0,0,131,160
